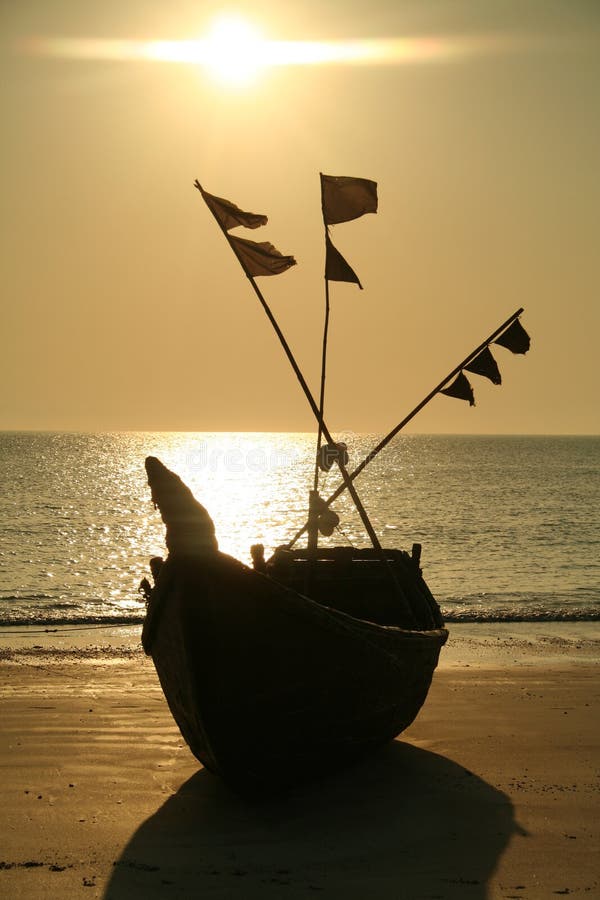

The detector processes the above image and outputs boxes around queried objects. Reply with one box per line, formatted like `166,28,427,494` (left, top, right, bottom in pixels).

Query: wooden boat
141,456,448,794
139,176,529,792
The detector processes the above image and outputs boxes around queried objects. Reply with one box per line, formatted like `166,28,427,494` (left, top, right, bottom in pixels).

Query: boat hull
143,551,447,793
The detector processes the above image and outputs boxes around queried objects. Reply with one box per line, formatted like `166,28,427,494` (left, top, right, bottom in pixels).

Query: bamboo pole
313,174,334,497
285,307,525,549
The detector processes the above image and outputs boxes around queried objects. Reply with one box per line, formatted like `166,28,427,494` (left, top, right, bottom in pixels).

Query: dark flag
494,319,531,355
321,174,378,225
229,235,297,277
440,372,475,406
325,234,363,288
465,346,502,385
195,182,268,231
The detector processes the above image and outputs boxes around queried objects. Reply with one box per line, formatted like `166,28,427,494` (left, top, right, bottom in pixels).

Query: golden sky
1,0,599,434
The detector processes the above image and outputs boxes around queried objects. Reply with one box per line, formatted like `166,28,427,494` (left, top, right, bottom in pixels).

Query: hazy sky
2,0,599,434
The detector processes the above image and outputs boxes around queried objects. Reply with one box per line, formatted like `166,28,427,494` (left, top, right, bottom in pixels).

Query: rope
335,524,357,549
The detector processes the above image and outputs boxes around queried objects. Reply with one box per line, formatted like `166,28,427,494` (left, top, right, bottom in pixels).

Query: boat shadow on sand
104,740,522,899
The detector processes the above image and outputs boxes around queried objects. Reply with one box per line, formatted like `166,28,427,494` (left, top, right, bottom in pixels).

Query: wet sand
1,624,598,899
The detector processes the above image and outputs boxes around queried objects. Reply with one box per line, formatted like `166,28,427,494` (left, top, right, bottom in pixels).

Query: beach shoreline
1,624,598,898
1,619,599,665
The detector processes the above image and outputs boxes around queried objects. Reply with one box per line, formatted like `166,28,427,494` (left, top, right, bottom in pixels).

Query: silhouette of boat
141,456,447,794
139,176,529,792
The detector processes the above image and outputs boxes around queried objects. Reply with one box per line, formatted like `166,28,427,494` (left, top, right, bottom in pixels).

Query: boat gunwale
142,550,448,657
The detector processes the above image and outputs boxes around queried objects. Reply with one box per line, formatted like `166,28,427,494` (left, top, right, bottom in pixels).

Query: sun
202,15,266,87
28,23,475,79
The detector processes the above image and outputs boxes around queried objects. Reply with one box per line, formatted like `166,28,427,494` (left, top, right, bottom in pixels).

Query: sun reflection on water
1,433,598,625
140,432,315,563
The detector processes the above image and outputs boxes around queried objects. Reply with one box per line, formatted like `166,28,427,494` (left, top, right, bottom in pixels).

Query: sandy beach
1,623,598,899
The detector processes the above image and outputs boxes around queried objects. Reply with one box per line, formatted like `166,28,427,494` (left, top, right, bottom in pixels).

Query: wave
0,614,145,629
443,610,600,623
1,610,599,630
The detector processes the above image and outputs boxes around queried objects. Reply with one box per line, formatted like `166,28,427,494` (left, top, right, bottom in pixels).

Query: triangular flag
229,235,297,277
321,174,378,225
465,346,502,385
195,182,268,231
440,372,475,406
325,234,362,288
494,319,531,355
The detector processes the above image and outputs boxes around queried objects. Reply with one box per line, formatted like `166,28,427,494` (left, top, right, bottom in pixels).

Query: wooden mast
308,199,333,554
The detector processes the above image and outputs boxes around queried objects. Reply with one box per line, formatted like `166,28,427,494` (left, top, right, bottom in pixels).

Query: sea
0,432,598,627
